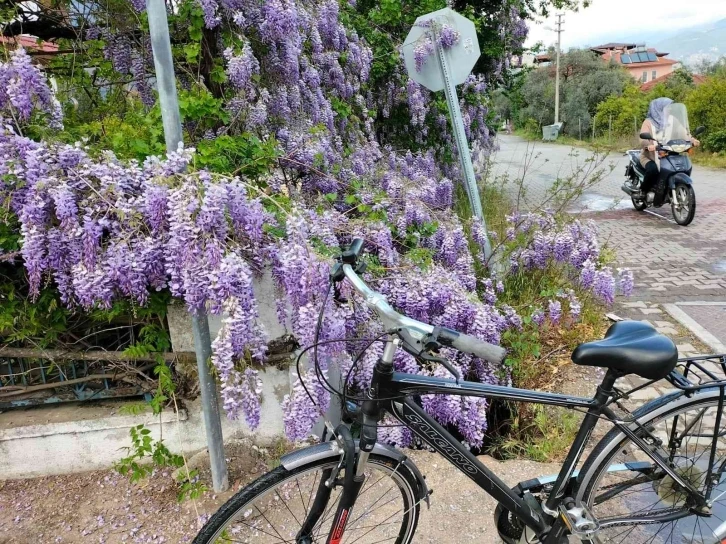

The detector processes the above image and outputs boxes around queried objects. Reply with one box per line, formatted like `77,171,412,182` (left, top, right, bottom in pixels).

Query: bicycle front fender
281,439,430,507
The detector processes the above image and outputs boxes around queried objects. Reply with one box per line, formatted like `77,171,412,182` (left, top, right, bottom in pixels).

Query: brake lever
418,350,462,383
396,328,462,382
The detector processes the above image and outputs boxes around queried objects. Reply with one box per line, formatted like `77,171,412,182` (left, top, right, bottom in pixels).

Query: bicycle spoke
585,400,726,544
275,489,302,527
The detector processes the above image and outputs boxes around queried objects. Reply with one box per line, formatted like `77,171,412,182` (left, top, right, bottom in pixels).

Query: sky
525,0,726,50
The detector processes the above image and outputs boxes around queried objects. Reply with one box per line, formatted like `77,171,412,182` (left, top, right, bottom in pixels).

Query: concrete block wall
0,269,306,478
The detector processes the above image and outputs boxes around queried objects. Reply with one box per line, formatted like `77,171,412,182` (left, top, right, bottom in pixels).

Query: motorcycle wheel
631,196,647,211
671,183,696,226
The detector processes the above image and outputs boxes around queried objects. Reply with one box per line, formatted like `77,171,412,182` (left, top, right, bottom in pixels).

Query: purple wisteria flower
594,268,616,305
414,38,435,72
531,308,545,326
438,25,460,48
618,268,634,296
548,300,562,325
580,259,596,289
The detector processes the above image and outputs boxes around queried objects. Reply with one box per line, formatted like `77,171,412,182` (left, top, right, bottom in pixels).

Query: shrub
593,85,648,137
686,76,726,136
523,117,540,136
704,129,726,153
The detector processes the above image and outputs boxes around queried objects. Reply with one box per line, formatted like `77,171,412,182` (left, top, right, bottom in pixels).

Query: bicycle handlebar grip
342,238,365,264
449,332,506,364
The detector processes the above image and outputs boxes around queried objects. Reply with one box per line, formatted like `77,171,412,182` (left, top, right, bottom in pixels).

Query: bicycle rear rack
667,354,726,393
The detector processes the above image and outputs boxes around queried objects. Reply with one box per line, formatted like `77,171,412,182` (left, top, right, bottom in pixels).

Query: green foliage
704,129,726,153
114,423,208,501
121,322,173,414
593,84,647,138
194,134,281,178
60,102,166,162
523,117,540,136
644,68,695,103
115,424,184,483
494,405,580,461
686,75,726,141
116,325,208,502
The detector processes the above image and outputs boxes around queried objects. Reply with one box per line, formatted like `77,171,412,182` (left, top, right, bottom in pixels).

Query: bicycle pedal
558,501,600,540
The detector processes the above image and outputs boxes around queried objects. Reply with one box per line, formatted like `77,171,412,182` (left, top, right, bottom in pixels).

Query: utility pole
554,13,564,125
146,0,229,493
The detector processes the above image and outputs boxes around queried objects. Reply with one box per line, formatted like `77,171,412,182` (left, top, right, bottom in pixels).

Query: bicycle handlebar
341,263,506,364
447,330,507,364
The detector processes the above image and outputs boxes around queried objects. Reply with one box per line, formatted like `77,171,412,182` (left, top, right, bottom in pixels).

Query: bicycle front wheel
193,453,420,544
577,391,726,544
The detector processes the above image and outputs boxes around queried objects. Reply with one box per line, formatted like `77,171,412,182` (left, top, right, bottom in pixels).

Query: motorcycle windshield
658,103,691,144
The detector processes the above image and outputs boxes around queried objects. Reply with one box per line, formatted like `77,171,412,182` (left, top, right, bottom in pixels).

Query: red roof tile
0,35,59,53
641,71,708,91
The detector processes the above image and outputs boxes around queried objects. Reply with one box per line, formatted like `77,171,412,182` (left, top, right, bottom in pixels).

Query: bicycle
194,238,726,544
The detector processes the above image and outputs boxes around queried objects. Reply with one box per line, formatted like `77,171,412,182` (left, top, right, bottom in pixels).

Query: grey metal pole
146,0,229,493
434,33,492,261
554,14,563,125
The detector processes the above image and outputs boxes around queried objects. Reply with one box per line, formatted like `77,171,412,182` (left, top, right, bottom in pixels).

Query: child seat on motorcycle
571,321,678,380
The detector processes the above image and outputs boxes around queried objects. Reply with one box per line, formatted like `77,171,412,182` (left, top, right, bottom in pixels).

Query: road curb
662,302,726,353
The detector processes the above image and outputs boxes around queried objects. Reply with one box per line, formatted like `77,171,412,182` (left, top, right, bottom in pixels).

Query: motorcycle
621,102,705,226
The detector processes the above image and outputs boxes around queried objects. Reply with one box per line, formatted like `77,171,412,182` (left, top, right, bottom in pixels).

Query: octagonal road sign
402,7,480,92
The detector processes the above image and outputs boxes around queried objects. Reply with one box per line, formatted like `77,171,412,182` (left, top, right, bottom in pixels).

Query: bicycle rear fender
281,439,430,507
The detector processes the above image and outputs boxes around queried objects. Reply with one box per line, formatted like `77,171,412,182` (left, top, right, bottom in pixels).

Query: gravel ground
0,444,563,544
0,360,607,544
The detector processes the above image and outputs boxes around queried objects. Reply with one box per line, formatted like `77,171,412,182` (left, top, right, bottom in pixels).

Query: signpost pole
147,0,229,493
433,27,491,260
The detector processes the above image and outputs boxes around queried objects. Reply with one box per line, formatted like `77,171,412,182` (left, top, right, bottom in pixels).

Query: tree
517,48,631,136
686,74,726,152
593,84,647,137
644,68,697,103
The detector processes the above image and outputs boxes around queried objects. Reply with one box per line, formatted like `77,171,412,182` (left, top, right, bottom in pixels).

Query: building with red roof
590,43,680,84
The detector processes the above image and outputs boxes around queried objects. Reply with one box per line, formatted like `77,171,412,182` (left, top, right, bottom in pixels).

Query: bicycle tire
576,390,726,544
193,453,421,544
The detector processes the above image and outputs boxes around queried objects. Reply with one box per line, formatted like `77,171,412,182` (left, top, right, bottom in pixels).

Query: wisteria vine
1,0,630,448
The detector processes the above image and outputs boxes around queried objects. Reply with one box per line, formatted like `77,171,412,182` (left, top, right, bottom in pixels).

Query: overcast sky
526,0,726,50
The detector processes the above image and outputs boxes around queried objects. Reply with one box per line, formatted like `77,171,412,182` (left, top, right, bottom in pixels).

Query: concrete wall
0,376,287,478
0,269,297,479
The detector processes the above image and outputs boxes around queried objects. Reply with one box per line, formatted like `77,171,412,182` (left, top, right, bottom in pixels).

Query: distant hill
653,18,726,67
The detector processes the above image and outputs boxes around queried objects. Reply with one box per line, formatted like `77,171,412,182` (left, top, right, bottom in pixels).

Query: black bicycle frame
370,368,707,542
312,353,710,544
379,371,608,538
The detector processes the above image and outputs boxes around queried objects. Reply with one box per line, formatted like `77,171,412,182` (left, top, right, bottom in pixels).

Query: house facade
590,43,680,84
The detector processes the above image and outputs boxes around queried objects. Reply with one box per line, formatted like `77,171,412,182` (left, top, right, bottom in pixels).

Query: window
652,70,657,81
642,71,648,82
